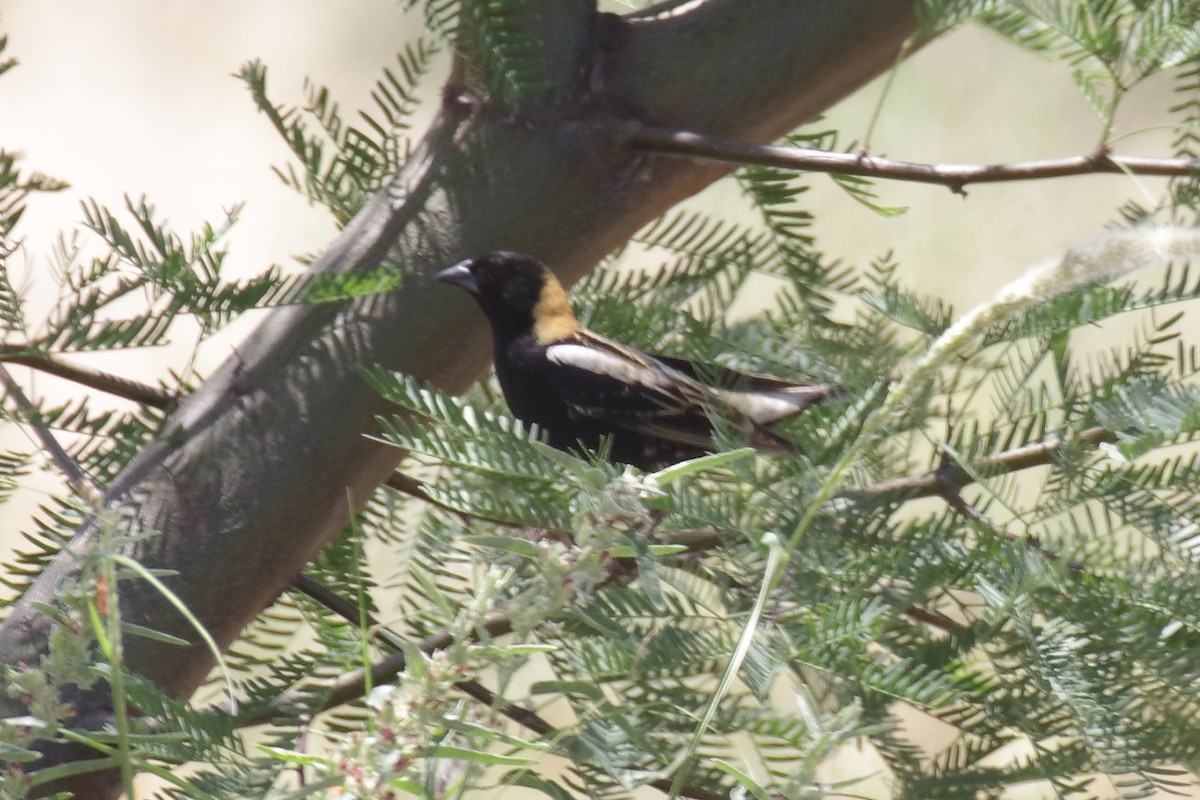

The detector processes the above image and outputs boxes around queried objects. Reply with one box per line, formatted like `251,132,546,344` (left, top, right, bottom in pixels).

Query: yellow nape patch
532,274,581,344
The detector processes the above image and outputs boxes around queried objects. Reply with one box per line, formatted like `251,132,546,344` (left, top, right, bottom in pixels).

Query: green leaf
463,534,539,559
712,758,773,800
650,447,755,485
429,744,536,767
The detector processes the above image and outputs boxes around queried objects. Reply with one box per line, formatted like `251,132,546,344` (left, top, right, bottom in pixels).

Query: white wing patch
546,343,676,389
629,0,710,21
716,385,833,424
716,391,802,425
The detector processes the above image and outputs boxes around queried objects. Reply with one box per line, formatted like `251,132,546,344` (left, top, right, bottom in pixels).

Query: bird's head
436,251,581,343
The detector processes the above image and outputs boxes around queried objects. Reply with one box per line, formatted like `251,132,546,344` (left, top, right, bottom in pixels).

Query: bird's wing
650,354,839,424
542,331,730,448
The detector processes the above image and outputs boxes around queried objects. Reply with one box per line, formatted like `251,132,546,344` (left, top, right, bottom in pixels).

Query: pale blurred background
0,0,1186,797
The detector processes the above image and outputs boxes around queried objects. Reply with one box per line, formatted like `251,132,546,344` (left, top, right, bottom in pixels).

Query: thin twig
0,344,176,408
385,471,535,528
384,471,436,504
648,778,727,800
0,364,101,504
903,604,967,634
280,529,754,725
626,123,1199,194
841,425,1115,501
287,575,550,734
930,458,1085,573
232,609,514,726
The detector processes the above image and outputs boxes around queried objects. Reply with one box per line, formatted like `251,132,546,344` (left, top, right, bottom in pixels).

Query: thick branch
628,125,1200,193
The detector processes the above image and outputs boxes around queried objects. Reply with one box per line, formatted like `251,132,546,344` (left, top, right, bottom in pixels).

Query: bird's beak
434,261,478,294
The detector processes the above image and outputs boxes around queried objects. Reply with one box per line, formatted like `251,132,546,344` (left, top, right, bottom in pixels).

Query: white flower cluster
507,469,664,634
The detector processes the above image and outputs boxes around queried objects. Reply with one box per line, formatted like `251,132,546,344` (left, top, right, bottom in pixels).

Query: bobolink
436,251,836,470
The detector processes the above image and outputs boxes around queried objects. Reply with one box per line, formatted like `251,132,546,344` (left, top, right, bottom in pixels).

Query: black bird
436,251,836,470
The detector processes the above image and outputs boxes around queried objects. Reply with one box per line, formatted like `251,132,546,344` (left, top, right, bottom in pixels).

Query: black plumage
436,251,836,470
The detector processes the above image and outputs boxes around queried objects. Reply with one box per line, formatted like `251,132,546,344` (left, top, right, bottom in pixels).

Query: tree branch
235,610,516,728
264,584,748,800
842,425,1116,500
288,575,553,736
0,365,101,504
930,459,1085,572
0,1,925,793
385,471,533,528
0,345,176,409
627,124,1200,194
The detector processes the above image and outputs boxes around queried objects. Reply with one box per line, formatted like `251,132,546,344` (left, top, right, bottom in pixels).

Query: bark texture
0,0,921,794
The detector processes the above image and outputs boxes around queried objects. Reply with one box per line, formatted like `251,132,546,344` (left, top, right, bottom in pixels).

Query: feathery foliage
240,38,442,226
3,3,1200,800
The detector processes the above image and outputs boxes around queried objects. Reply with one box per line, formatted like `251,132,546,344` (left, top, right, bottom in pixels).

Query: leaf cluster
240,38,441,226
921,0,1200,125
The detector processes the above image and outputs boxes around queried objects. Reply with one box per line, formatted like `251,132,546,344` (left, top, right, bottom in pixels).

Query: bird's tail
650,354,839,424
717,383,839,426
